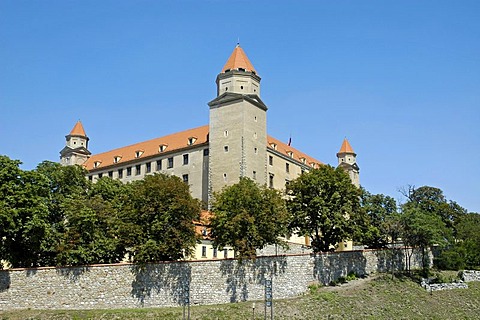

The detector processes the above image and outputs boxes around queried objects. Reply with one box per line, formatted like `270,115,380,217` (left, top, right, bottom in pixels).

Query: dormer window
113,156,122,164
159,144,168,152
188,137,197,145
310,162,316,168
287,151,294,158
300,157,307,164
135,150,144,158
94,161,102,168
270,143,277,150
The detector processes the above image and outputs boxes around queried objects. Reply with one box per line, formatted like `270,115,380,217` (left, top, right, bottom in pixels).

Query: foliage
403,185,466,236
286,165,361,253
55,178,127,266
124,173,201,263
435,212,480,270
359,189,398,249
0,156,53,268
209,177,289,260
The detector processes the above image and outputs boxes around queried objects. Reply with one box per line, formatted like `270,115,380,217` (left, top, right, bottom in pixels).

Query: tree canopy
123,173,201,263
209,177,289,260
358,189,398,249
286,165,361,253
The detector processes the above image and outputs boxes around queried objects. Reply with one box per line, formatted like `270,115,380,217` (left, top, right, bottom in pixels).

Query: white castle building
60,45,360,258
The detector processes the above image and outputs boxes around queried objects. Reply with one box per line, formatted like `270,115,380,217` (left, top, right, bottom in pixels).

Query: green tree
34,161,91,265
209,177,289,260
400,203,450,273
359,189,398,249
56,177,127,266
436,212,480,270
403,185,466,235
0,156,52,268
286,165,361,253
124,173,201,263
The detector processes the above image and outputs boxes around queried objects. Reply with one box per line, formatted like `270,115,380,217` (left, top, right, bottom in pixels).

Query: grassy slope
1,275,479,320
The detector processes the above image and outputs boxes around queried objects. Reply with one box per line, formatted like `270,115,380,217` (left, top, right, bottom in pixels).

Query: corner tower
337,138,360,187
208,45,268,197
60,120,91,166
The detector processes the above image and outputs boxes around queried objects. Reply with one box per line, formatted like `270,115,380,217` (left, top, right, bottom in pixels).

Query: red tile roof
70,120,87,137
338,138,355,154
84,125,209,171
267,136,323,168
84,126,322,171
221,45,256,74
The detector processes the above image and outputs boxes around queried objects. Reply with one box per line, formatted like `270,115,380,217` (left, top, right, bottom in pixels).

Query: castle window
135,165,141,175
127,167,132,176
114,156,122,163
240,85,244,90
156,160,162,171
118,169,123,179
188,137,197,145
224,249,228,258
269,156,273,166
98,173,103,179
108,171,113,178
203,149,209,156
146,162,151,173
254,147,258,154
224,130,228,137
253,171,256,180
88,175,93,181
254,116,257,122
135,150,144,158
224,146,229,152
94,161,101,168
285,179,290,186
213,247,218,258
159,144,168,152
286,163,290,173
183,154,189,165
202,246,207,258
223,173,227,181
182,174,189,184
167,157,173,168
269,173,274,189
254,132,257,139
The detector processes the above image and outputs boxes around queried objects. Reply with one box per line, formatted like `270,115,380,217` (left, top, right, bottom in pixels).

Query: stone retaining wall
462,270,480,282
0,248,427,311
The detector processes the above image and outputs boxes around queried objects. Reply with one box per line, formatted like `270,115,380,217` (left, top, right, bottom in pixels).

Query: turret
216,44,261,97
336,138,360,187
60,120,91,166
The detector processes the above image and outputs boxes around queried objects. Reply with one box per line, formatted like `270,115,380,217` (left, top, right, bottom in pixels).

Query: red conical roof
221,44,256,73
70,120,87,137
338,138,355,154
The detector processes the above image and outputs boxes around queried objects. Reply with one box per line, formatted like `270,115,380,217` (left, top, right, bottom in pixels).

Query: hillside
1,274,479,319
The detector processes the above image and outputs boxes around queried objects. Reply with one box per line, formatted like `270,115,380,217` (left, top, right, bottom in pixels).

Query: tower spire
221,45,256,74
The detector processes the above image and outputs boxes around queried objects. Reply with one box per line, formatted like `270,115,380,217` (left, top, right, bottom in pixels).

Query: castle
59,45,360,258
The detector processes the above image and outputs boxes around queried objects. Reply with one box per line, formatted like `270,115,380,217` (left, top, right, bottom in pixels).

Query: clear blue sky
1,1,479,212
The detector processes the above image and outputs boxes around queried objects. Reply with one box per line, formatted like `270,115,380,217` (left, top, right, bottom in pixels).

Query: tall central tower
208,45,268,198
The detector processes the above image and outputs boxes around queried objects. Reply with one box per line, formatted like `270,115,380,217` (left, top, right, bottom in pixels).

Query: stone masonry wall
0,248,427,311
